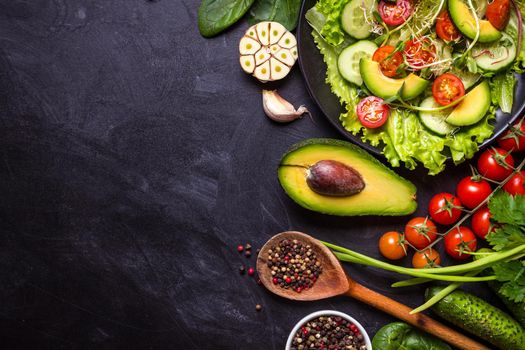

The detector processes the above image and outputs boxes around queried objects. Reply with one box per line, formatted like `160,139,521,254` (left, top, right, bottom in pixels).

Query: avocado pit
306,160,365,197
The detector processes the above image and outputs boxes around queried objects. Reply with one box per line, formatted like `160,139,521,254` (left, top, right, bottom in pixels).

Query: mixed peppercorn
267,239,322,293
290,316,366,350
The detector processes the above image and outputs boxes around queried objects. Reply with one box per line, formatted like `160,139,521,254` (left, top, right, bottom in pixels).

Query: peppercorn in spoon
257,231,490,350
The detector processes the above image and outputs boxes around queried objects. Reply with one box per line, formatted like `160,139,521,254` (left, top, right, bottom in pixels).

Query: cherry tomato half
503,171,525,195
403,37,437,70
378,0,413,27
432,73,465,106
436,10,461,42
428,192,463,226
477,148,515,181
412,248,441,269
444,226,477,260
498,119,525,152
372,45,404,78
486,0,511,31
456,176,492,209
471,206,493,239
356,96,390,128
404,217,438,249
379,231,408,260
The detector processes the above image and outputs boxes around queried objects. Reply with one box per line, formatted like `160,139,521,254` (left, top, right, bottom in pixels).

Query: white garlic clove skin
240,55,255,74
239,36,261,55
274,48,295,67
254,60,271,82
270,58,290,81
256,22,271,46
262,90,309,123
278,32,297,49
254,47,271,66
269,22,286,45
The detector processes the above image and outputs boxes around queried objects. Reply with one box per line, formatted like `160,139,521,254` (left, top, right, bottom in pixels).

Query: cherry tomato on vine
379,231,408,260
503,171,525,195
428,193,463,225
372,45,404,78
356,96,390,128
412,248,441,269
378,0,413,26
486,0,511,31
403,37,436,70
477,148,515,181
435,10,461,42
444,226,477,260
456,176,492,209
404,217,438,249
498,119,525,152
471,207,493,239
432,73,465,106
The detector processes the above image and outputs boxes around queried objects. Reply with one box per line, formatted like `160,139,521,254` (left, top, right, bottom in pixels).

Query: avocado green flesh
448,0,501,43
446,80,491,126
427,286,525,350
278,139,417,216
360,58,429,100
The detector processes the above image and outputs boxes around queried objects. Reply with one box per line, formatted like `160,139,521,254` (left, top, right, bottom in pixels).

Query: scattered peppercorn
290,315,366,350
255,304,262,312
245,250,252,258
266,239,322,293
239,266,246,275
237,245,244,253
245,243,252,251
256,278,262,285
248,267,255,276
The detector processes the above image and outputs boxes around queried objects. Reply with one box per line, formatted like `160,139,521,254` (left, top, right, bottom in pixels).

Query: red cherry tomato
471,207,493,239
403,37,437,70
378,0,413,26
456,176,492,209
379,231,408,260
436,10,461,41
372,45,404,78
503,171,525,195
404,217,438,249
498,119,525,152
432,73,465,106
356,96,390,128
428,193,463,225
486,0,511,31
412,248,441,269
477,148,515,181
444,226,477,260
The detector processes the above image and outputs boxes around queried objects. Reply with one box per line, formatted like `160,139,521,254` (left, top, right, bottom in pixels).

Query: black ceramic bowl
296,0,524,156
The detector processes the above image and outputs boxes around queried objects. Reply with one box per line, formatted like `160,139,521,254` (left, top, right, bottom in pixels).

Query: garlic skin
262,90,309,123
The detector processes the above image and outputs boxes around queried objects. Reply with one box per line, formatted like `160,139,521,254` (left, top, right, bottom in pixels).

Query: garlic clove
245,25,258,40
274,48,295,67
254,60,271,82
291,47,298,60
239,36,262,55
269,22,286,45
240,55,255,74
262,90,309,123
270,58,290,81
254,47,271,66
278,31,297,49
256,22,271,46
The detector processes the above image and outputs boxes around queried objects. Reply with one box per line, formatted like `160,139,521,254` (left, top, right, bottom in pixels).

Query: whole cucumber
426,286,525,350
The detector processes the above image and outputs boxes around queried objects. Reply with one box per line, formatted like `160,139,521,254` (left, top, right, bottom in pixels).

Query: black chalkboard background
0,1,506,349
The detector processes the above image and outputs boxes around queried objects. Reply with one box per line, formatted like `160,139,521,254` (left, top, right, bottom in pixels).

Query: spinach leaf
373,322,452,350
198,0,255,37
247,0,302,31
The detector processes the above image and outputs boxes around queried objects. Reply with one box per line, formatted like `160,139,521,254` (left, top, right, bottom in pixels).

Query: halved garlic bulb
239,22,298,83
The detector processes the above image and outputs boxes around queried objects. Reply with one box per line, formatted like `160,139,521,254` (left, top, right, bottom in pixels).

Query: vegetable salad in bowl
306,0,525,174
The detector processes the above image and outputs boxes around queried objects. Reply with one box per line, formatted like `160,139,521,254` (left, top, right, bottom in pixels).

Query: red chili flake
237,245,244,253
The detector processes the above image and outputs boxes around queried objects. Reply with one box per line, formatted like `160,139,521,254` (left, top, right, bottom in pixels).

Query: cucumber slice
337,40,378,86
472,32,517,72
419,97,457,135
341,0,375,39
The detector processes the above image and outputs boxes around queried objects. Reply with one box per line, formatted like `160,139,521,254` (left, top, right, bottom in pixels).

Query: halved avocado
278,139,417,216
360,58,429,100
446,80,491,126
448,0,501,43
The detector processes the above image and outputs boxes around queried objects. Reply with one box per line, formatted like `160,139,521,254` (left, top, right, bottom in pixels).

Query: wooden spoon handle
346,281,490,350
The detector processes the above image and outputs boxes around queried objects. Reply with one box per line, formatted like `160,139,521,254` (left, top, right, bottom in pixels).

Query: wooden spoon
257,231,490,350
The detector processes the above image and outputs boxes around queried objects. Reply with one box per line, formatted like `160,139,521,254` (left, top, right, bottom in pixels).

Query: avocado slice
446,80,491,126
448,0,501,43
278,139,417,216
360,58,429,101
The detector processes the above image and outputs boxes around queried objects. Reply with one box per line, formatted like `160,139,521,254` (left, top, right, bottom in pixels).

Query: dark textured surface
0,1,505,349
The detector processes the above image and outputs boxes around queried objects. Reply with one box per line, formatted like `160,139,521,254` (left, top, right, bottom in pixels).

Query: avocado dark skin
306,160,365,197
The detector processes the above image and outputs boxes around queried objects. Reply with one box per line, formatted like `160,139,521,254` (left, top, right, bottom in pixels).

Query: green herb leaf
488,192,525,226
500,281,525,303
248,0,302,31
488,225,525,251
198,0,255,37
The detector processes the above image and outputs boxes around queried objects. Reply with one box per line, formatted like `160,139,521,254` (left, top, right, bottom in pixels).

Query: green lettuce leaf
491,71,517,114
315,0,349,46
